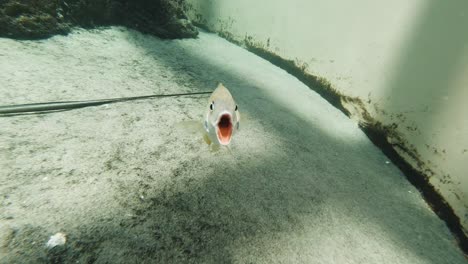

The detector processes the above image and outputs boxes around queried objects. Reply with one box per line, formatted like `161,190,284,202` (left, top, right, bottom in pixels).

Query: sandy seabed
0,27,466,263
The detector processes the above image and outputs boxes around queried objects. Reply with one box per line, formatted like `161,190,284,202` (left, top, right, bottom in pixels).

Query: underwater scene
0,0,467,263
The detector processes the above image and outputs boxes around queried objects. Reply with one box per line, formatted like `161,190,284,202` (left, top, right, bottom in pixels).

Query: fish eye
210,102,214,111
235,105,238,111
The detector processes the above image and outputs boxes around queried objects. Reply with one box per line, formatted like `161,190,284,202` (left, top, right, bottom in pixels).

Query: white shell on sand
46,232,66,248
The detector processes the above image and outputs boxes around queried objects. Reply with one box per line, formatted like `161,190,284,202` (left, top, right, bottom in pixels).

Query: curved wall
186,0,468,235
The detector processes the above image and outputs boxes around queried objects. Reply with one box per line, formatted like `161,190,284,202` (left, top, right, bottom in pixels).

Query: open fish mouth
216,113,233,145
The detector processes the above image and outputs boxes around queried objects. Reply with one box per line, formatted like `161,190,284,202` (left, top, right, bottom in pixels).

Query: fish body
203,83,240,146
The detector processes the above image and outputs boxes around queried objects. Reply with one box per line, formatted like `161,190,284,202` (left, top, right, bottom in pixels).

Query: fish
203,83,240,146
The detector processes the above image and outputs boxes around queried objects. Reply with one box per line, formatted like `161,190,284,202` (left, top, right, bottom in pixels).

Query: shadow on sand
4,26,466,263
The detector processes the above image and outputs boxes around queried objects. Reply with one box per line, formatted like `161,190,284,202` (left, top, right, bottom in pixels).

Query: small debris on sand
46,232,66,248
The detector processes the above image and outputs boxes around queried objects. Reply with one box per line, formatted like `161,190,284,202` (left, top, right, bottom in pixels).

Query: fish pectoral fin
175,120,205,135
210,143,220,152
203,133,212,145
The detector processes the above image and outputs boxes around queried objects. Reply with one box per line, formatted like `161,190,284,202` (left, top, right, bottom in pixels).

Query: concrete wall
186,0,468,234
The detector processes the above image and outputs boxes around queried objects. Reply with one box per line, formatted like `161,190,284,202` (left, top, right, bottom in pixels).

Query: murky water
0,1,466,263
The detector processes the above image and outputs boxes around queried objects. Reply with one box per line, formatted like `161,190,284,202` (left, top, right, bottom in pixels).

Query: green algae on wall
0,0,198,39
